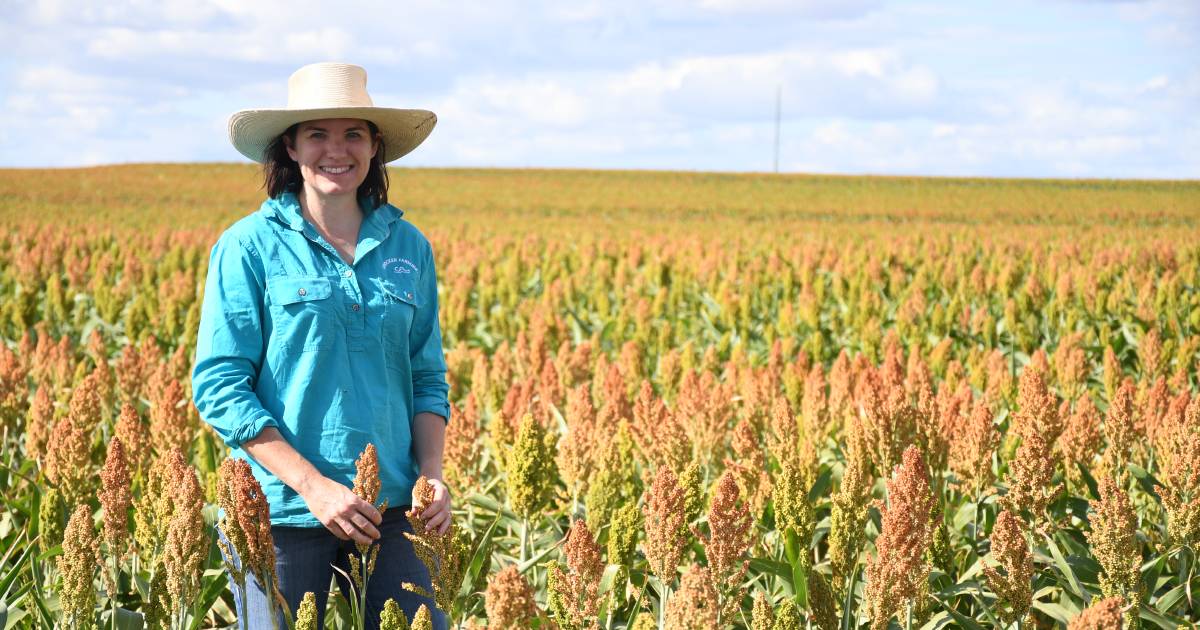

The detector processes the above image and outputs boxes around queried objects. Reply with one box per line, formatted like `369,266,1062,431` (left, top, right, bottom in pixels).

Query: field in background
0,165,1198,628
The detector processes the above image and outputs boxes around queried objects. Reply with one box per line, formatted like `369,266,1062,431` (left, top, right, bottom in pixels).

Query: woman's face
285,118,379,199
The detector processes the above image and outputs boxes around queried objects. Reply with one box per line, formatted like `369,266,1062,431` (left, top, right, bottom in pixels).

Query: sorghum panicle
548,519,604,630
641,465,688,585
295,592,320,630
1086,477,1142,616
865,445,935,630
949,398,998,493
504,413,558,519
750,592,774,630
410,604,433,630
380,597,411,630
828,439,872,597
694,470,753,626
58,504,99,630
46,372,101,506
217,458,275,588
807,570,839,630
983,510,1033,624
99,436,132,555
164,453,206,616
1100,380,1136,478
663,564,718,630
1059,396,1102,483
1154,406,1200,547
404,476,470,613
558,384,598,498
1001,397,1062,525
24,385,53,461
484,565,537,630
1067,597,1125,630
114,402,150,477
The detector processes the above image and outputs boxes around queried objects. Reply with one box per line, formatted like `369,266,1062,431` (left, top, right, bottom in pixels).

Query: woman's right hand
299,474,383,545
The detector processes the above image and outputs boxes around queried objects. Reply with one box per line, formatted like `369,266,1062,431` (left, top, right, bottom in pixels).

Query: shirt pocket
267,276,337,352
379,278,421,366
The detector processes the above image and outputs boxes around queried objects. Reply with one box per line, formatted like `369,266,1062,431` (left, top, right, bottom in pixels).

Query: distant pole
773,85,781,173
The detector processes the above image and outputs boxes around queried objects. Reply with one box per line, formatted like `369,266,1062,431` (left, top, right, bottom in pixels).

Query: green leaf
1030,601,1074,625
188,566,233,630
931,594,985,630
1127,463,1162,500
747,557,792,581
100,607,144,630
1138,601,1188,629
1043,533,1085,601
1153,581,1187,614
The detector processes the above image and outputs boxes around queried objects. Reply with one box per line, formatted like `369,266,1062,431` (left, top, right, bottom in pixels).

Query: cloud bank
1,0,1196,177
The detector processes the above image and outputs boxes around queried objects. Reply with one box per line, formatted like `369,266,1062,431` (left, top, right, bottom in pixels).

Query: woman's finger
326,520,351,541
353,513,381,540
340,517,374,546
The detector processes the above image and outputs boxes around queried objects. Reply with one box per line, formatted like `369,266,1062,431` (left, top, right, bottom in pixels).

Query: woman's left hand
416,478,452,535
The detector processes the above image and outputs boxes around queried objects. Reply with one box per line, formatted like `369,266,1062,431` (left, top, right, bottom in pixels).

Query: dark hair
262,120,389,210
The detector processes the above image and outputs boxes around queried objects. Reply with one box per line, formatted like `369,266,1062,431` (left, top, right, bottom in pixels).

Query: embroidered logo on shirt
381,257,419,274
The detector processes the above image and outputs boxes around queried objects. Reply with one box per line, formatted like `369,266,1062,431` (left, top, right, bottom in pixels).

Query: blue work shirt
191,191,450,526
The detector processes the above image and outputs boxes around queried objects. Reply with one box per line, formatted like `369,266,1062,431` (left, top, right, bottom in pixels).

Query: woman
192,62,450,630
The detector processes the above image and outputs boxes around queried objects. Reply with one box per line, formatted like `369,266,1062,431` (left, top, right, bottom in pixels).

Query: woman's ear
284,134,298,162
373,133,382,159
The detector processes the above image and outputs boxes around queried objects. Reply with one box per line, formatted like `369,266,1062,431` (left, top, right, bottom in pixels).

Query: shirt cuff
413,397,451,424
224,413,279,449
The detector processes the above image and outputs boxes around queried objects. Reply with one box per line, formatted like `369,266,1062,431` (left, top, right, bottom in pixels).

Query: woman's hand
300,474,383,545
415,478,452,535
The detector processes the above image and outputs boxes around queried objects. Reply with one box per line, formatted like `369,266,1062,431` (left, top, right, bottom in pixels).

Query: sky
1,0,1197,178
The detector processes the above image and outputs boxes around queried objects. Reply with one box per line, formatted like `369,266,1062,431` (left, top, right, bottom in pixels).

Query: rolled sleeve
409,244,451,424
191,233,278,448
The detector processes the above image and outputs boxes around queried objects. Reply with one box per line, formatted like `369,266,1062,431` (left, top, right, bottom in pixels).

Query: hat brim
228,107,436,164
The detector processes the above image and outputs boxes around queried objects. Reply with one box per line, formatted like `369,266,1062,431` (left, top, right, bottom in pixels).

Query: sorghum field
1,164,1199,629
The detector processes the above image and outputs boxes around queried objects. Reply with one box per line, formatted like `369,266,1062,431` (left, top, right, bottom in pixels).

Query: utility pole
773,85,781,173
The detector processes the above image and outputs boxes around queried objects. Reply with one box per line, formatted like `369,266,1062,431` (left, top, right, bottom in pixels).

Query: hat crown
286,62,375,109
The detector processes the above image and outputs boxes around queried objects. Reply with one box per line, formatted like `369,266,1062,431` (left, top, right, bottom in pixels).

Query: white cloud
2,0,1197,177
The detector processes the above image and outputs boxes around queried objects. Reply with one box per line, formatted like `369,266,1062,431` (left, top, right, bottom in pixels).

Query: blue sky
1,0,1196,178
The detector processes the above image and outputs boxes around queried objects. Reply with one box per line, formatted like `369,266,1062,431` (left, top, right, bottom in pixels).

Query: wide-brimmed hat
228,62,436,163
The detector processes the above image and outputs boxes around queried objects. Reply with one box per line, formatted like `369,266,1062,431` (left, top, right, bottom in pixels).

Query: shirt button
351,303,361,311
405,292,413,300
343,269,353,278
297,288,307,297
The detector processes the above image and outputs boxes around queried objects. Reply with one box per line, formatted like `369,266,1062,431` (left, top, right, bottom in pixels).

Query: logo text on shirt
382,257,419,274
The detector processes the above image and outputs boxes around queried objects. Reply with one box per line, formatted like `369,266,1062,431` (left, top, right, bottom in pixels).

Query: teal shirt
191,192,450,526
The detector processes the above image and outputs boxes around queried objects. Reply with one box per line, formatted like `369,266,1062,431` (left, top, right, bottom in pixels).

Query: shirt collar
262,191,405,233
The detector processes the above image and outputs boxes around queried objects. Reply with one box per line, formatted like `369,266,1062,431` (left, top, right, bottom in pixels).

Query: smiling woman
192,62,451,630
263,118,390,210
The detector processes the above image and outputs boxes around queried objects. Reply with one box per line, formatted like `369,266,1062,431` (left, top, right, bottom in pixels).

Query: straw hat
228,62,436,163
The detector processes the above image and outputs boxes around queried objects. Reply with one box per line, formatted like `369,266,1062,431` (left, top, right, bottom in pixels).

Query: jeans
217,507,448,630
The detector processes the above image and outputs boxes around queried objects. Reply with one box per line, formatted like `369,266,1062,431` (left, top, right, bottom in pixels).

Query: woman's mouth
320,165,352,175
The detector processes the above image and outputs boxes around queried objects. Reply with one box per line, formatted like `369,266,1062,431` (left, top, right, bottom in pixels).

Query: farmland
0,164,1198,628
